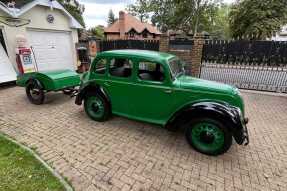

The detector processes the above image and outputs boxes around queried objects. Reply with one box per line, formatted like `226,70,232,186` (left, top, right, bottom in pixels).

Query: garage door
28,30,75,71
0,43,16,83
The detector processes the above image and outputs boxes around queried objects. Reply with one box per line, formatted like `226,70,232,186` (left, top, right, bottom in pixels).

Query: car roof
97,49,176,63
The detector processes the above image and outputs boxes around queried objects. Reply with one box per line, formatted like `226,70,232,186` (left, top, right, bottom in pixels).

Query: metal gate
200,40,287,93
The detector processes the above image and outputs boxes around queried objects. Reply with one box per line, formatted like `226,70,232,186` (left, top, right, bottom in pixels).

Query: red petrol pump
15,35,37,75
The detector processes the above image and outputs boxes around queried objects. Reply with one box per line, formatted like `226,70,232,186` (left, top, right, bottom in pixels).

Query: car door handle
164,89,172,94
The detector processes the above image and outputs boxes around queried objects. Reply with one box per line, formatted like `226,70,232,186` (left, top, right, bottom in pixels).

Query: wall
105,33,120,40
0,5,79,72
159,34,203,77
126,33,160,40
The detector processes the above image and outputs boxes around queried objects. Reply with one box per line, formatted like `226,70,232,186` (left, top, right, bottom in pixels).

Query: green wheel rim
190,122,225,153
86,96,105,119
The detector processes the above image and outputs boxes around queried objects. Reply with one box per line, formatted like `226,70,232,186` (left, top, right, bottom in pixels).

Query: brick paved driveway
0,86,287,191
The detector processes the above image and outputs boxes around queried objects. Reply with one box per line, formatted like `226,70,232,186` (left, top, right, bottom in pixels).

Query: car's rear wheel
84,93,110,122
26,80,45,105
185,118,232,155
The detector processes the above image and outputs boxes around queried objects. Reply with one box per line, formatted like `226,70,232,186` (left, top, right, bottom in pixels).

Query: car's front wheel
84,93,110,122
185,118,232,155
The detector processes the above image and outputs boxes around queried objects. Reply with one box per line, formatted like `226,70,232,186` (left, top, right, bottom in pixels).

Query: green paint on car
17,69,80,91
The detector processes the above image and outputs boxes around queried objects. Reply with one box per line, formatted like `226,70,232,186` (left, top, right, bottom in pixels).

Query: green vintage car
75,50,249,155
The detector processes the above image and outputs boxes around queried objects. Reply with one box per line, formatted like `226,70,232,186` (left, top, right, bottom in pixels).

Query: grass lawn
0,134,66,191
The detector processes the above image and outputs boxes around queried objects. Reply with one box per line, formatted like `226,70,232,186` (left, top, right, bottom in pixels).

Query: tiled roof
104,12,161,35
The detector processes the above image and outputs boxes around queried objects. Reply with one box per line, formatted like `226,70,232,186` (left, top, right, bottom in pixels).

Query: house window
128,29,136,38
142,31,148,38
129,32,135,38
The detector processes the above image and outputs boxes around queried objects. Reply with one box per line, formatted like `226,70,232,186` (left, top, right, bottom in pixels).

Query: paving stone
0,86,287,190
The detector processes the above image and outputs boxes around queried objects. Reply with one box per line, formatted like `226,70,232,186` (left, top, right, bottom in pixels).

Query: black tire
25,81,45,105
165,124,179,132
84,93,110,122
185,118,232,156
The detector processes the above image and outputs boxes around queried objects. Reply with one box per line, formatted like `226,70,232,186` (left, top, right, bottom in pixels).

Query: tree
58,0,86,28
127,0,151,22
107,9,116,25
207,4,231,39
88,25,104,38
126,0,222,35
229,0,287,39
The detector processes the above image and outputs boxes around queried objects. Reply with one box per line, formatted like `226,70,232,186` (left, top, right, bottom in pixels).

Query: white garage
0,0,83,83
28,30,75,71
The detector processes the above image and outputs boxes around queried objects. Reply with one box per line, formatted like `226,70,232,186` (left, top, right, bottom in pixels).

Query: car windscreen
168,58,185,79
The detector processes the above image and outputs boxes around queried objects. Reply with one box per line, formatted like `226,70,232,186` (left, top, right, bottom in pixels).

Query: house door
0,29,17,83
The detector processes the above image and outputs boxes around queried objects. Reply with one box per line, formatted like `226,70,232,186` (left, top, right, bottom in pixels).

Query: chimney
119,11,125,39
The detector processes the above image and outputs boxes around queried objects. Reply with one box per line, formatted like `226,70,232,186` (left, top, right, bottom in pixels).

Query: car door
130,59,176,124
102,56,136,116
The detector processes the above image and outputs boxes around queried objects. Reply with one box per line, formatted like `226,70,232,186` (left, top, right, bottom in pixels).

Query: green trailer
17,70,81,105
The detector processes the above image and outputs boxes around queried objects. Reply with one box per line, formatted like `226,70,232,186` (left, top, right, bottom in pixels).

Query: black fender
75,84,110,106
167,102,248,145
26,78,44,89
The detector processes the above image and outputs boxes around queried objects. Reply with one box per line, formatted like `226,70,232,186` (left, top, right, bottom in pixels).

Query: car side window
94,59,107,74
109,58,133,78
138,61,165,82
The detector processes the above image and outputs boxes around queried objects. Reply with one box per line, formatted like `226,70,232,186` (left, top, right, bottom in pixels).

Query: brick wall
169,50,193,75
159,33,204,77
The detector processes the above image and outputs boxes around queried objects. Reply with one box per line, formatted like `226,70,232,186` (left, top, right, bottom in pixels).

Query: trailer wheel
26,80,45,105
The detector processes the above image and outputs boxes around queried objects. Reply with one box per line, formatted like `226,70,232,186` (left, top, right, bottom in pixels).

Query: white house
271,25,287,41
0,0,83,83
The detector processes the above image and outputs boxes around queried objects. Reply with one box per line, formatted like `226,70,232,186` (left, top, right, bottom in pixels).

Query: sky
78,0,236,28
